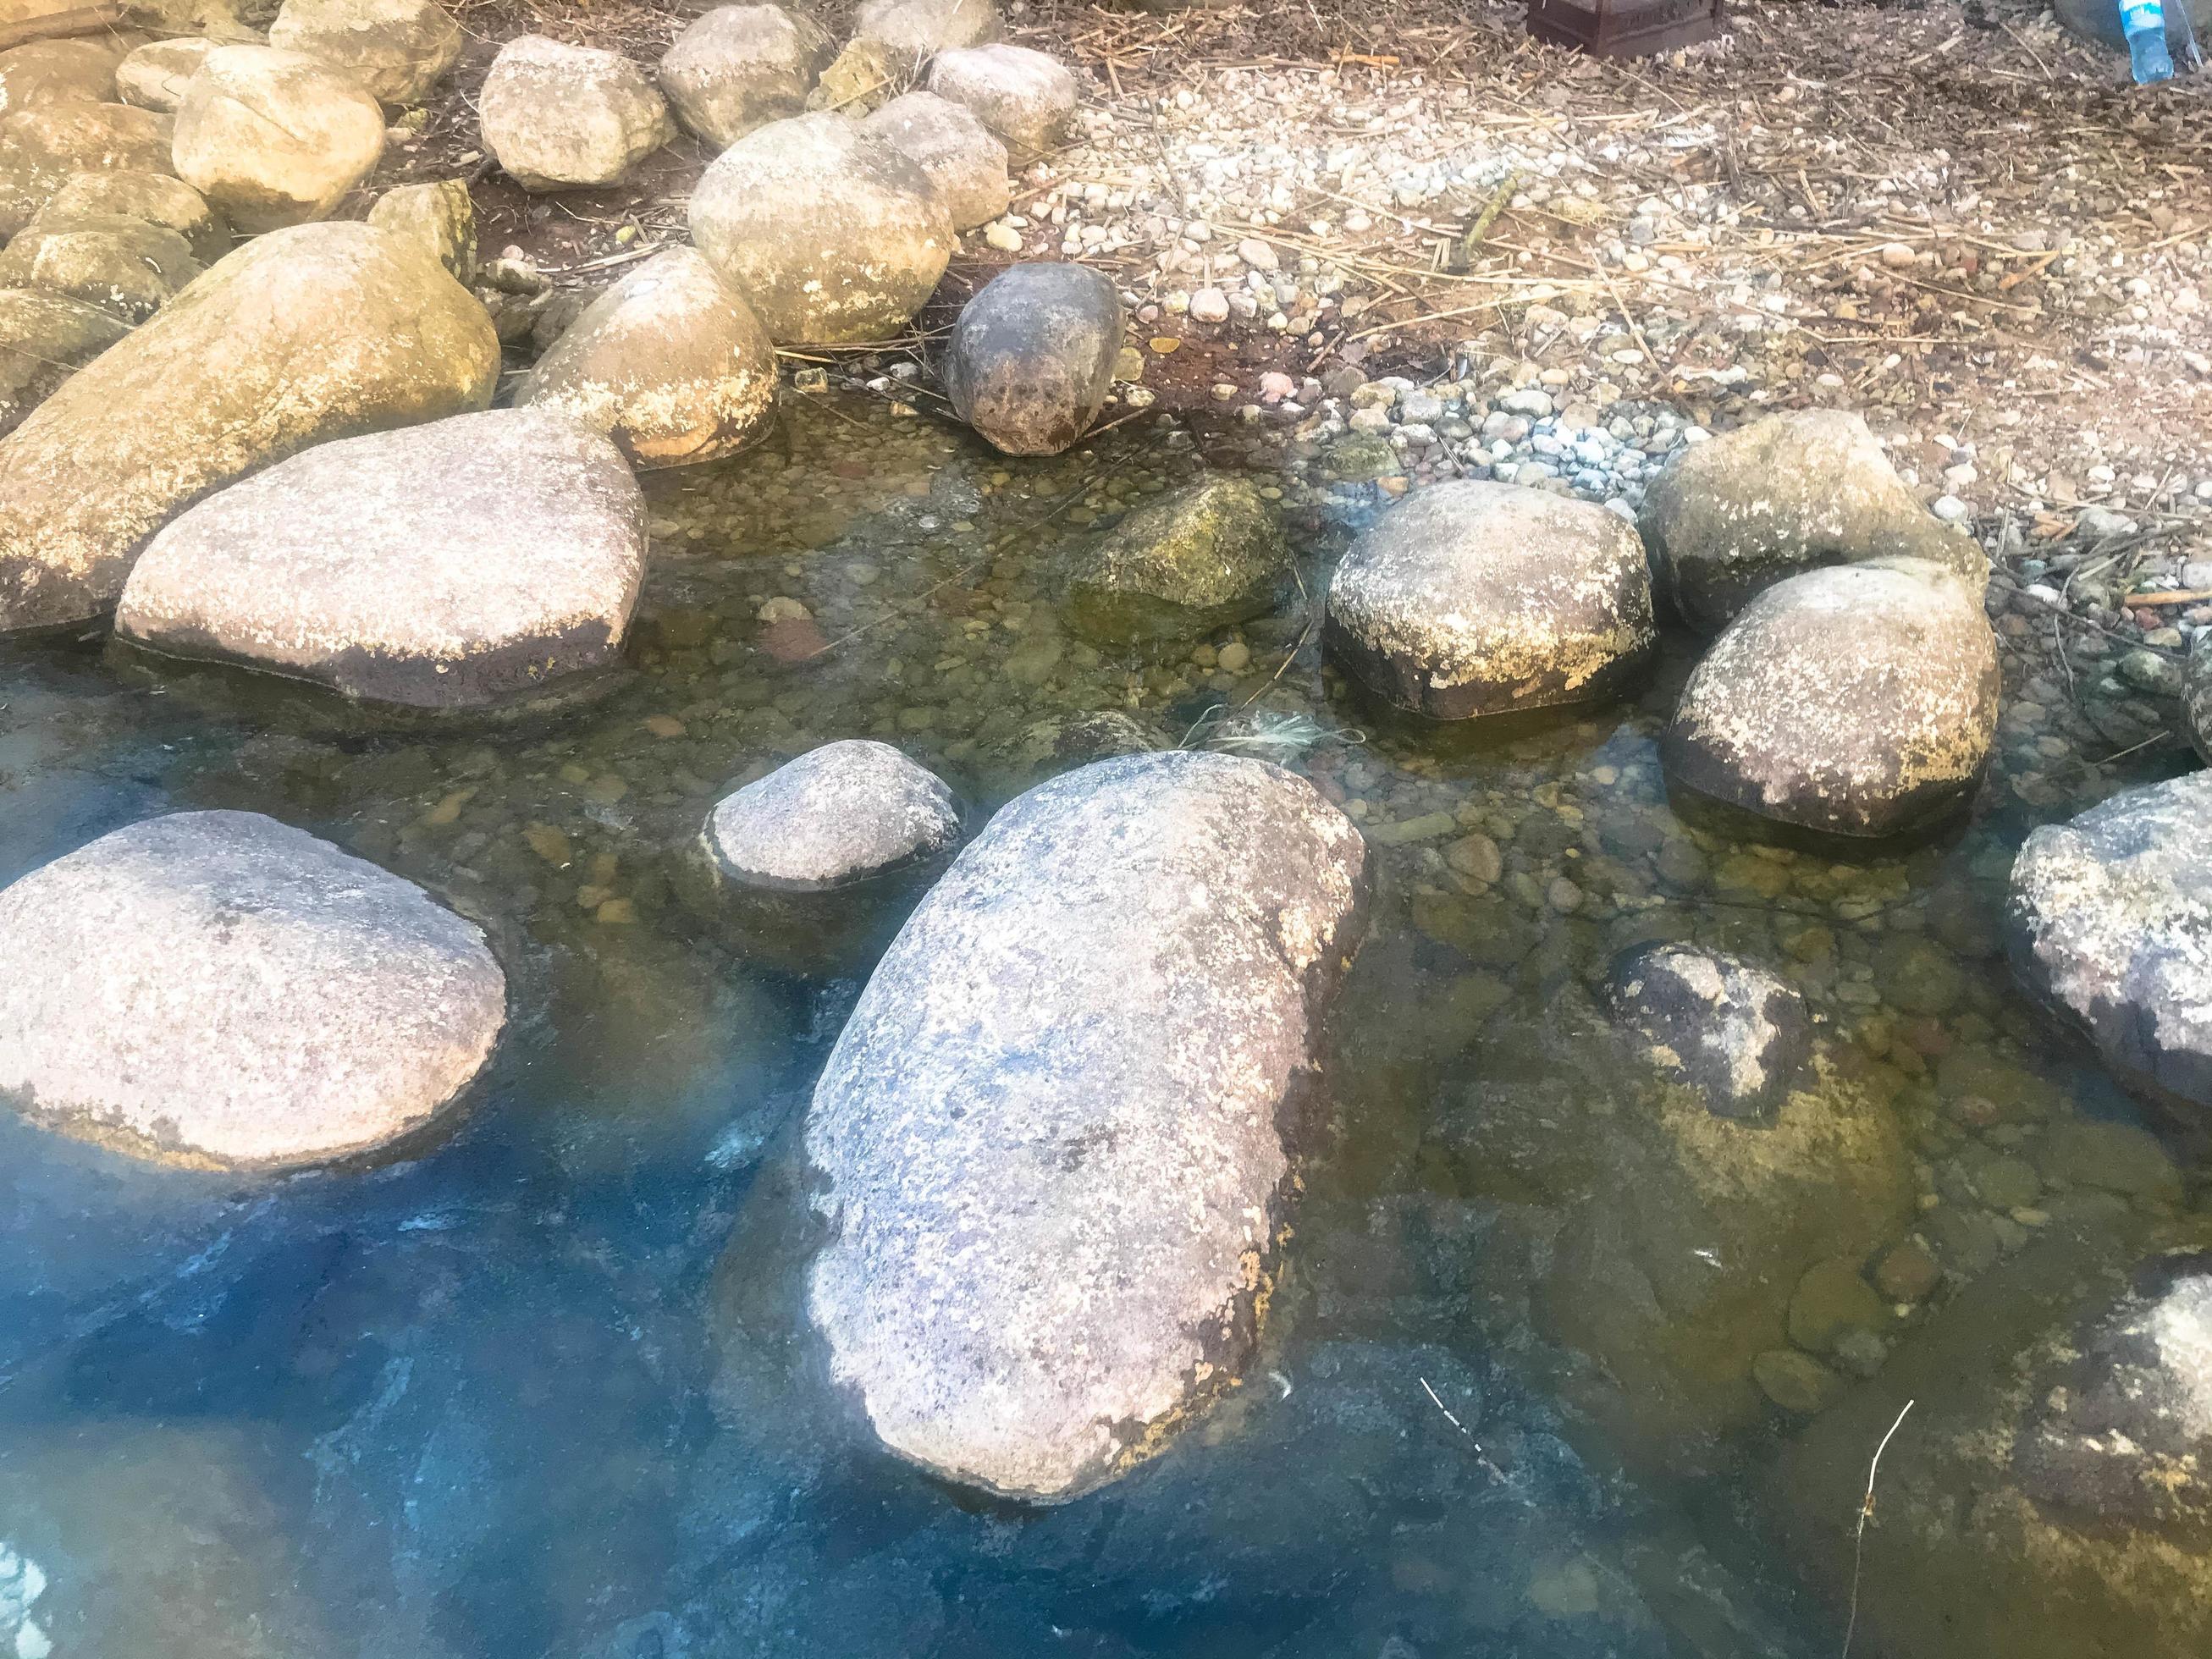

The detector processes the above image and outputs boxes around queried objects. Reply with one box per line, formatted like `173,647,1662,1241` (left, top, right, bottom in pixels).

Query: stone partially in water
0,286,128,436
804,749,1369,1501
0,102,174,237
1325,480,1656,719
1663,559,1998,837
924,43,1076,154
858,91,1008,231
1601,941,1811,1120
702,739,961,891
941,261,1123,455
478,35,674,192
2182,631,2212,764
0,212,200,321
1639,410,1988,632
115,407,643,709
1056,473,1288,648
267,0,464,106
657,3,831,149
44,168,229,263
0,219,499,634
172,45,386,232
0,810,505,1169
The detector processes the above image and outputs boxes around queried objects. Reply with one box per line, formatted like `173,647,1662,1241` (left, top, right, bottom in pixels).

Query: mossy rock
1056,473,1289,648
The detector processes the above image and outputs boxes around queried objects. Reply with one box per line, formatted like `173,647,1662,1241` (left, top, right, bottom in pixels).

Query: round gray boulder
0,212,201,320
0,102,174,237
45,167,229,263
703,739,962,891
941,260,1122,455
267,0,463,106
1056,471,1288,648
114,37,218,113
1602,942,1812,1120
854,0,1003,62
657,3,830,148
115,406,643,708
858,89,1007,230
803,748,1369,1502
479,35,674,192
172,45,387,231
924,42,1076,153
0,810,505,1170
0,284,130,436
1663,558,1998,837
1325,479,1656,719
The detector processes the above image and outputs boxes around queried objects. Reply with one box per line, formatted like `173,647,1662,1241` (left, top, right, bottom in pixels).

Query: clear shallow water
0,393,2199,1659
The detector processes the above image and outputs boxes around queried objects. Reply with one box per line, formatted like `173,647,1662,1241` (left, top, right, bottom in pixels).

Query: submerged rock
44,167,228,263
478,35,674,192
0,102,174,237
172,45,386,231
113,37,217,113
657,3,830,148
1640,409,1988,632
0,212,199,320
1602,942,1811,1120
116,407,643,708
365,175,472,281
519,245,776,470
941,261,1122,455
267,0,463,106
858,90,1007,230
1663,559,1997,837
702,739,961,890
0,220,499,634
1057,472,1288,648
0,810,505,1169
0,285,129,435
924,42,1076,153
1325,480,1655,719
0,38,119,117
805,749,1369,1501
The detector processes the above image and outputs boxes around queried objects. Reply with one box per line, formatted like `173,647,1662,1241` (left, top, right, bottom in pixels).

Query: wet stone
701,739,960,891
941,262,1123,456
1786,1258,1886,1353
1752,1348,1845,1415
1056,472,1288,648
1601,942,1812,1119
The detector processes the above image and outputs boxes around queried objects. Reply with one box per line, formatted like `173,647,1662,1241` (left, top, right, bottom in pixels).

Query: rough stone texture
519,245,775,470
2183,630,2212,765
657,3,830,148
364,174,472,281
924,42,1075,153
172,45,385,232
0,38,119,117
267,0,462,105
1640,410,1989,632
2006,772,2212,1135
114,37,217,113
479,35,672,192
0,102,174,238
703,740,961,890
1662,558,1999,837
1058,472,1288,648
858,90,1007,230
0,284,128,436
0,810,505,1170
0,220,499,634
805,749,1370,1501
1602,942,1812,1121
689,111,952,344
44,167,228,262
941,260,1122,455
0,211,197,320
853,0,1003,63
116,407,643,708
1326,479,1656,719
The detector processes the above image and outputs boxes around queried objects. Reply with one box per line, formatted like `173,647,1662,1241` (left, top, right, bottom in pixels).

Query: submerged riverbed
0,391,2198,1659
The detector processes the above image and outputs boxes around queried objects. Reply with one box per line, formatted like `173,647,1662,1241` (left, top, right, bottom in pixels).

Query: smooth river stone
703,739,961,890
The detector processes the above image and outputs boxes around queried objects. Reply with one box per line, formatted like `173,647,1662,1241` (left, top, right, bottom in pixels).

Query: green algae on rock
1056,472,1289,648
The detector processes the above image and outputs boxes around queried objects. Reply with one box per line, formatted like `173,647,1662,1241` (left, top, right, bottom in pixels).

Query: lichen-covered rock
805,749,1369,1501
703,740,961,890
1325,480,1656,719
115,407,643,708
1662,558,1998,837
114,36,217,113
0,38,119,117
858,89,1007,229
804,35,899,116
519,245,775,470
2006,772,2212,1136
478,35,673,192
45,167,229,262
0,102,173,237
657,3,830,148
853,0,1002,62
0,810,505,1169
1602,942,1811,1120
0,285,129,436
172,45,385,231
267,0,462,105
688,110,951,344
0,211,200,320
924,42,1075,153
364,174,472,281
1640,410,1989,632
0,220,499,634
1057,472,1288,648
941,260,1121,455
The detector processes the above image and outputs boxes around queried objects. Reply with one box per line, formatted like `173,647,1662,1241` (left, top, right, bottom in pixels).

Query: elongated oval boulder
657,3,830,148
1325,479,1656,719
0,38,119,117
519,245,775,470
1640,409,1989,632
0,212,200,320
267,0,463,106
115,407,643,708
1662,559,1998,837
2006,772,2212,1133
688,110,952,344
805,748,1370,1501
0,810,505,1170
0,284,129,435
1057,471,1288,648
46,167,229,262
0,102,174,237
173,45,385,232
703,740,961,890
941,260,1122,455
478,34,672,192
858,89,1007,230
115,37,218,113
0,219,500,634
924,42,1075,153
1602,942,1811,1121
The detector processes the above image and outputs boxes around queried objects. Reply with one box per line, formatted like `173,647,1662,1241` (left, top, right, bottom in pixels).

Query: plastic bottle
2122,0,2176,84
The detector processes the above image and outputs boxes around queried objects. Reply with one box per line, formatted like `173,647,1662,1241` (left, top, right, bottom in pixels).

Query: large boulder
478,35,673,192
941,260,1122,455
657,3,830,148
858,89,1007,230
0,38,119,117
0,102,174,237
0,210,200,320
267,0,463,105
1640,410,1989,632
172,45,385,231
44,167,229,262
114,37,218,113
518,245,775,470
0,810,505,1170
853,0,1002,62
1325,479,1656,719
925,42,1076,153
804,749,1370,1501
2006,772,2212,1137
1057,472,1288,648
2182,630,2212,763
0,219,499,634
115,407,643,708
1662,558,1998,837
688,110,952,344
0,285,129,436
364,175,472,281
1602,942,1811,1121
702,739,962,891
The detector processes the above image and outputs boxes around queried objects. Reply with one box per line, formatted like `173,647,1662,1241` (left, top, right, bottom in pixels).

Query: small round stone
703,739,961,890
